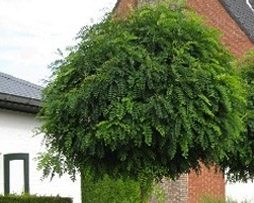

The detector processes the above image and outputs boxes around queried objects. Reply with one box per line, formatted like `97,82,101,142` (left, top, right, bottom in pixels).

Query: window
4,153,29,194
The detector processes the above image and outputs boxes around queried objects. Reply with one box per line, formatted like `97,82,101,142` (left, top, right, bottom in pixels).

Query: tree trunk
140,180,153,203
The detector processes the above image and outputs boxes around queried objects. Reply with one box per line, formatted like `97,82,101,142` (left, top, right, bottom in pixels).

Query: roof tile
220,0,254,42
0,72,42,100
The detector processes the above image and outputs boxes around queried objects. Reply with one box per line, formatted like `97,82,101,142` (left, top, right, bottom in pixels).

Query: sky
0,0,117,85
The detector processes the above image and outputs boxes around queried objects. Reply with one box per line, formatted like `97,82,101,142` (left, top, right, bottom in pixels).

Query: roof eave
0,93,41,114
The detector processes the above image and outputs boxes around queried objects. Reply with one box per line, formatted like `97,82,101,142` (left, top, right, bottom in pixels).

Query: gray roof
250,0,254,8
0,72,42,100
0,72,42,113
219,0,254,42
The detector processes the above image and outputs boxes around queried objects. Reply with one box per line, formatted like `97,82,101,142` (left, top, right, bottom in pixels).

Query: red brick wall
188,166,225,203
150,176,188,202
115,0,254,56
188,0,254,57
160,175,188,203
113,0,138,18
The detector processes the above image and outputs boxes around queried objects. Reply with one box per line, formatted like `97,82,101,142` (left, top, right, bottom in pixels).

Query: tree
39,3,245,202
221,51,254,182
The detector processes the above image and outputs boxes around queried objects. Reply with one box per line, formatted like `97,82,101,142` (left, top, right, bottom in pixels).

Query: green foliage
200,195,225,203
151,183,166,203
81,172,165,203
40,3,245,183
37,148,77,181
81,173,141,203
222,51,254,182
0,194,72,203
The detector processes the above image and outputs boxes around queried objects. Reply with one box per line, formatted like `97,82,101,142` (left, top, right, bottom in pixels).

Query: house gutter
0,93,41,114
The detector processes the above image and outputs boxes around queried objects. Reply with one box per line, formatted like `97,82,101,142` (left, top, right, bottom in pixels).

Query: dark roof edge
0,93,41,113
0,100,40,114
219,0,254,43
0,93,41,108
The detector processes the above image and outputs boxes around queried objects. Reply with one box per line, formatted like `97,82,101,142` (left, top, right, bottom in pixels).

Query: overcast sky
0,0,117,85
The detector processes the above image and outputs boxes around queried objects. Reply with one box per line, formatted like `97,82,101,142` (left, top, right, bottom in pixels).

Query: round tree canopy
222,52,254,182
40,4,245,181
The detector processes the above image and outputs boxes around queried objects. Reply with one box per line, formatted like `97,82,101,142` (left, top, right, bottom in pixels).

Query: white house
0,72,81,203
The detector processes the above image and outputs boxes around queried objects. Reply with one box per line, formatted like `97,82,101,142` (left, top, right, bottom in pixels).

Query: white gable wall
0,109,81,203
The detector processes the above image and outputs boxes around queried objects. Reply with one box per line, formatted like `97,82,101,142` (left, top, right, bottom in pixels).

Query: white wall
0,109,81,203
226,181,254,202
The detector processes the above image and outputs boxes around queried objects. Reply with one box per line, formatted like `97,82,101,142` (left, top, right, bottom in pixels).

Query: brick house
114,0,254,202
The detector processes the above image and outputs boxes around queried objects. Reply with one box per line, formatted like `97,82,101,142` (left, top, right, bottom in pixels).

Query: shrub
81,174,166,203
81,174,141,203
0,194,72,203
200,195,225,203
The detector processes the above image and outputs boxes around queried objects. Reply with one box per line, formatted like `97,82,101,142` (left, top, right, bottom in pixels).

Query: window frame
4,153,29,194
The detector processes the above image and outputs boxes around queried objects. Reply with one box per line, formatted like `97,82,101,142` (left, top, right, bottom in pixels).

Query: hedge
81,174,141,203
0,195,72,203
